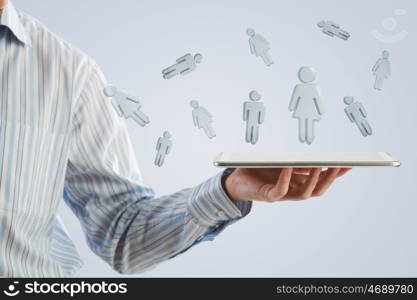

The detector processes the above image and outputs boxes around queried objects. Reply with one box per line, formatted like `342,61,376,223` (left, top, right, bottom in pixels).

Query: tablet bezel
213,152,401,168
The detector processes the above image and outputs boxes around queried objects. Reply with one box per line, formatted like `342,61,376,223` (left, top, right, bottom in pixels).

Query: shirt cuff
188,170,252,227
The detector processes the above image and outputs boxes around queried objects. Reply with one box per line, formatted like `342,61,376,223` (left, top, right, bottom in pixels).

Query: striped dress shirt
0,2,251,277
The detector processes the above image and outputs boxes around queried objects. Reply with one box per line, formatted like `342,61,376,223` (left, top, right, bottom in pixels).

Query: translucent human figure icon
317,20,351,40
246,28,274,67
343,96,373,137
103,85,150,127
372,50,391,91
162,53,203,79
154,131,172,167
243,90,265,144
190,100,216,139
289,67,325,145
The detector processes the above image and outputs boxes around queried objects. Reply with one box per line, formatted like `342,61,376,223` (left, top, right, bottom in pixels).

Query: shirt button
217,210,226,218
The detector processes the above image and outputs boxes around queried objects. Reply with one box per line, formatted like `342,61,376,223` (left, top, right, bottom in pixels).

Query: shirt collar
1,1,31,46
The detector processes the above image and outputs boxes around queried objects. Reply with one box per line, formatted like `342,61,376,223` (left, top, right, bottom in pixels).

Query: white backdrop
13,0,417,277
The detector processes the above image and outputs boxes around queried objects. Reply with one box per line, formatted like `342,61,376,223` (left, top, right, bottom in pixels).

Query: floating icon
154,131,172,167
317,20,350,40
372,50,391,91
190,100,216,139
246,28,274,66
289,66,325,145
162,53,203,79
343,96,373,137
243,90,265,144
103,85,150,127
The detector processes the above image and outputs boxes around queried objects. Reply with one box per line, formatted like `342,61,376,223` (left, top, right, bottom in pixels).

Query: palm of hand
224,168,350,202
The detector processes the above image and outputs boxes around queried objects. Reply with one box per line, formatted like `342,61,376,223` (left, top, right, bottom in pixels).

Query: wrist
222,171,242,203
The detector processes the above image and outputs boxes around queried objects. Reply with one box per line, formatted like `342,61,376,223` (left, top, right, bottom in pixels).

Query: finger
313,168,341,197
298,168,321,200
293,168,312,175
336,168,351,178
289,173,310,186
269,168,293,201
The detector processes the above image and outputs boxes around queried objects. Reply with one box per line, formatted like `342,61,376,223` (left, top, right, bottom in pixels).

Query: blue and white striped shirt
0,2,251,277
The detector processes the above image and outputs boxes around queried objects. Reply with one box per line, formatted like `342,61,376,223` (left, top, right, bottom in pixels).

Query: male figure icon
289,66,325,145
317,20,351,40
343,96,373,137
190,100,216,139
103,85,150,127
155,131,173,167
162,53,203,79
246,28,274,67
243,90,265,144
372,50,391,91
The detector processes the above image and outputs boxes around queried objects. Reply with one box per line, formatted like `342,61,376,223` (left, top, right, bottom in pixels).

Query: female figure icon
190,100,216,139
289,66,325,144
246,28,274,67
372,50,391,91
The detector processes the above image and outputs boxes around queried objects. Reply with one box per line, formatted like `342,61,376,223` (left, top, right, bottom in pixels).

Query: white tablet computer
213,152,401,168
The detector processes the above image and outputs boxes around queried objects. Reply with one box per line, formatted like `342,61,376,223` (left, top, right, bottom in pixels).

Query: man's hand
0,0,8,13
223,168,350,202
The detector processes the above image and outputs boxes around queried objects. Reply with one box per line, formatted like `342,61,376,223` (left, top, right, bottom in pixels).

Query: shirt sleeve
63,61,252,274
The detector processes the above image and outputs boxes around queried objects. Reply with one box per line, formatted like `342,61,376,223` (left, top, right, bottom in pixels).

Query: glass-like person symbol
289,66,325,145
317,20,351,40
155,131,173,167
246,28,274,66
243,90,265,144
372,50,391,91
103,85,150,127
162,53,203,79
190,100,216,139
343,96,373,137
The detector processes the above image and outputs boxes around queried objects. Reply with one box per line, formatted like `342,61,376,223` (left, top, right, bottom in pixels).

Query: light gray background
13,0,417,277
